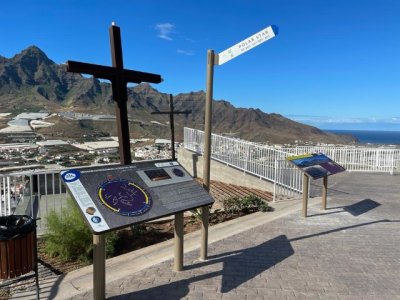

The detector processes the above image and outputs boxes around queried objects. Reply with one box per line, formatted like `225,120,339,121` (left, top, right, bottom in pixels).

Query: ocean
326,129,400,145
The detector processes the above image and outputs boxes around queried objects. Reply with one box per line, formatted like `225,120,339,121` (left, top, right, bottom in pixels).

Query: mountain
0,46,355,144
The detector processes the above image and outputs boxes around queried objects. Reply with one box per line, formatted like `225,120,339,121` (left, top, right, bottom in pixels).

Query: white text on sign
217,25,278,65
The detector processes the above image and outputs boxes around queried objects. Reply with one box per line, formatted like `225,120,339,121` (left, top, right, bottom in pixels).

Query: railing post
7,177,11,215
273,159,277,203
0,179,3,215
302,174,309,218
390,150,395,175
30,175,34,218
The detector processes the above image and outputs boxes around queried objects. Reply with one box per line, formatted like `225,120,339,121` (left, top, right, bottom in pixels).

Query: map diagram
98,178,152,216
287,153,345,179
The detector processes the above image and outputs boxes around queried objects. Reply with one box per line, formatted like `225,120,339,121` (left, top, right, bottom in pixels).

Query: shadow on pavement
343,198,381,216
309,198,381,217
308,209,345,217
218,234,294,293
290,219,399,242
108,235,294,299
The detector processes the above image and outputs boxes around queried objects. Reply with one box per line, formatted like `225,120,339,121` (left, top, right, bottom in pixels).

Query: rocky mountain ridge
0,46,355,144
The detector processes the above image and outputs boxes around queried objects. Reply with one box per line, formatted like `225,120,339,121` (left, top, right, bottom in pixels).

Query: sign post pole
302,174,309,218
201,49,216,260
322,176,328,210
201,26,278,260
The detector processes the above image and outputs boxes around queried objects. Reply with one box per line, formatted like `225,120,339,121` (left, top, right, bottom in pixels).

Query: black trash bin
0,215,37,281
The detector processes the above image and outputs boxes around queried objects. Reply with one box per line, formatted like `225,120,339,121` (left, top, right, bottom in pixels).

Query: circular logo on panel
91,216,101,223
98,179,152,217
62,169,80,182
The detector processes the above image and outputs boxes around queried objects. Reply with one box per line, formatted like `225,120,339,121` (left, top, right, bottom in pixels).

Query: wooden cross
151,94,191,160
66,23,162,165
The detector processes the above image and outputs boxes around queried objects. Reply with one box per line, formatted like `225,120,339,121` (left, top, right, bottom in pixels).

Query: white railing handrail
183,127,400,199
184,127,304,197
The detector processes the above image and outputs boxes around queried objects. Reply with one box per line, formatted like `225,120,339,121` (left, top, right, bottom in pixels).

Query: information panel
61,160,214,233
287,153,345,179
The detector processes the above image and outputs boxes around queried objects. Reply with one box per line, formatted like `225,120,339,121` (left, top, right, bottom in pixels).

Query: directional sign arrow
217,25,279,65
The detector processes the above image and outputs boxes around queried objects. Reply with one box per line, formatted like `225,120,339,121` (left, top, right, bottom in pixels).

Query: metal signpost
287,153,346,217
201,25,278,260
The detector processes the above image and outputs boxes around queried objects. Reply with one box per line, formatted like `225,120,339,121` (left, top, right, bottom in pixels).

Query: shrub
241,195,271,212
222,196,241,215
223,195,271,215
43,198,119,263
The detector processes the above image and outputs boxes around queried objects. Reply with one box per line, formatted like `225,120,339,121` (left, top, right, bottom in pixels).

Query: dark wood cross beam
151,94,191,160
66,23,162,165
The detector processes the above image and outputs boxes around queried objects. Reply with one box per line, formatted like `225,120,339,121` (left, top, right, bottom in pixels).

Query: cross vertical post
151,94,191,160
109,25,131,165
66,23,162,300
67,24,162,166
169,94,176,160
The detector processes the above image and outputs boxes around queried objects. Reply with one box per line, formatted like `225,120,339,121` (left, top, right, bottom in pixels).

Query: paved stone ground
65,172,400,299
9,172,400,299
2,262,59,299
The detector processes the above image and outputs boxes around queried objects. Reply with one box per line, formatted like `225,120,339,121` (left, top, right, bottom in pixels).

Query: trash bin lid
0,215,36,240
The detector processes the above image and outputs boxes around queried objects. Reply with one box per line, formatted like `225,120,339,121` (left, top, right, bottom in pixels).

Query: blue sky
0,0,399,131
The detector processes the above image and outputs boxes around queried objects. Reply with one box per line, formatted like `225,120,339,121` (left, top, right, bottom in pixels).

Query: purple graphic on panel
98,179,152,217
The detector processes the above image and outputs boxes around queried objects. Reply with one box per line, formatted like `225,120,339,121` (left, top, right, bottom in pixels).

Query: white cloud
287,115,363,124
390,117,400,123
155,23,175,40
177,49,194,56
286,115,400,130
287,115,377,124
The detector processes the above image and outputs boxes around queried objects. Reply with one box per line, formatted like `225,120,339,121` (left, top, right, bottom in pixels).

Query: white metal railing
0,171,68,234
184,127,400,200
279,146,400,174
184,127,303,199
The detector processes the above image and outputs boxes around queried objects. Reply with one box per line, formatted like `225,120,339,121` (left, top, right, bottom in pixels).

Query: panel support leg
322,176,328,210
174,212,184,271
93,234,105,300
200,206,209,260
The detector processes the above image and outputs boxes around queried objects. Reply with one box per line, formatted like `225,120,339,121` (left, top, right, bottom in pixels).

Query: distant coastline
326,129,400,145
